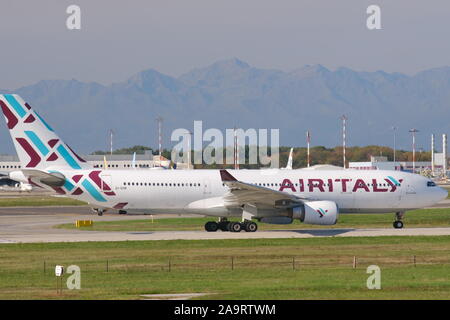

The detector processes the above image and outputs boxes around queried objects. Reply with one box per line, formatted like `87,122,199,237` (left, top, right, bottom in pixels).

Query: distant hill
1,58,450,154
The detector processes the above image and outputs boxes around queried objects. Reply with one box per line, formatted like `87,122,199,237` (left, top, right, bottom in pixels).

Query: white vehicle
0,94,447,231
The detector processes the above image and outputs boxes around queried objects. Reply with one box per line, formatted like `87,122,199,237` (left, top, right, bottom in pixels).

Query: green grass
56,208,450,232
1,236,450,299
0,196,87,207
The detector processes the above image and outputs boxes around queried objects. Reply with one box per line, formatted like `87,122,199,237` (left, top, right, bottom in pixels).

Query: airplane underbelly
353,191,401,210
337,192,354,211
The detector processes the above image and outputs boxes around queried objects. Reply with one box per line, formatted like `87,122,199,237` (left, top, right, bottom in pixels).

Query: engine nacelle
293,200,339,225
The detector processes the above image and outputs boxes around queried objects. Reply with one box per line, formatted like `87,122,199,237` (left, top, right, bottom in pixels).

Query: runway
3,226,450,243
1,203,450,243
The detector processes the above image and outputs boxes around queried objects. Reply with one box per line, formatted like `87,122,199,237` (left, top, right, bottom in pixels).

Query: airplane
0,94,447,232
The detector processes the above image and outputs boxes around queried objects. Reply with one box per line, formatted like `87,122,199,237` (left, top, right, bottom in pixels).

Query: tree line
92,145,431,169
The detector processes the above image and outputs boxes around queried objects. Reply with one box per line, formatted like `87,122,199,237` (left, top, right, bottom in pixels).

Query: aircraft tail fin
285,148,293,170
132,152,136,169
0,94,91,170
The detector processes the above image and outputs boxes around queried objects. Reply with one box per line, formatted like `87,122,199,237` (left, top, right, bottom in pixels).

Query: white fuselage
47,168,447,217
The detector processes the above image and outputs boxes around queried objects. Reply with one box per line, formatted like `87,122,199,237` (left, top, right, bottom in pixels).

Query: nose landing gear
393,211,405,229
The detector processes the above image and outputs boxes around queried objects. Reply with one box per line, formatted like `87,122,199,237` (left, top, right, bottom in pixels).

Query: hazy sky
1,0,450,89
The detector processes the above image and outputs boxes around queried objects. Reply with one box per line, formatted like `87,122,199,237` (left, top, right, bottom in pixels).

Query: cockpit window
427,181,436,187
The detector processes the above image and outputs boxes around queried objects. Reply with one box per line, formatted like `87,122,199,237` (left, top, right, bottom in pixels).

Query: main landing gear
204,218,258,232
93,208,104,216
393,211,404,229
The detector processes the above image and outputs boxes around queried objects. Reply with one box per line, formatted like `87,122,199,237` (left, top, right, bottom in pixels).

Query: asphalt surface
0,200,449,244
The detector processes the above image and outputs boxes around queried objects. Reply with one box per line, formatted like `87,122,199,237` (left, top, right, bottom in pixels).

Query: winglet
220,169,237,182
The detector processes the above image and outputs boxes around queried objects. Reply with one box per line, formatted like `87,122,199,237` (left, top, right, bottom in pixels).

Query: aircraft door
338,176,355,212
203,178,211,195
99,174,113,194
406,184,416,195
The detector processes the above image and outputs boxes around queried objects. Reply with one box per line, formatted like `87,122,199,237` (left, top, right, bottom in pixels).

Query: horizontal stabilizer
22,169,66,187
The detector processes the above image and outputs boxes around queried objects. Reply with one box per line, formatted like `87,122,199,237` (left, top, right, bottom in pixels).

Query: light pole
156,116,163,157
431,134,435,176
186,131,192,170
306,130,311,167
109,129,115,155
341,115,347,168
409,129,419,173
391,126,397,163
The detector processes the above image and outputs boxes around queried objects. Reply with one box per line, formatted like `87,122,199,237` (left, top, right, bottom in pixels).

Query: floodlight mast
341,115,347,168
306,130,311,167
156,116,163,157
409,129,419,173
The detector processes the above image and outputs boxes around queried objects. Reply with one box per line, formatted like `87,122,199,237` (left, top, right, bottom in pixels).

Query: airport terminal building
0,152,157,172
349,156,447,178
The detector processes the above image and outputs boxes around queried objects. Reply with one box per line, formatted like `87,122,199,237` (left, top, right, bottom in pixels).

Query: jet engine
290,200,339,225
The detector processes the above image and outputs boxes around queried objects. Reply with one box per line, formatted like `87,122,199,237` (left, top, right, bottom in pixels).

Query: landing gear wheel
205,221,219,232
96,209,104,216
229,221,242,233
244,221,258,232
218,221,230,232
393,221,404,229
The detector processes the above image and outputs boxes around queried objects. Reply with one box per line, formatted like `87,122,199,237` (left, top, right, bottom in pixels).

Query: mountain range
1,58,450,154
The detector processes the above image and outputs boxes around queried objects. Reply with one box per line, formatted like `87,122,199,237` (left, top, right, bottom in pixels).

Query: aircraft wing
219,169,307,208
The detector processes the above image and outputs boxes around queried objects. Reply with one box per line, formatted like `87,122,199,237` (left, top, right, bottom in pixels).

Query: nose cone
437,187,448,202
